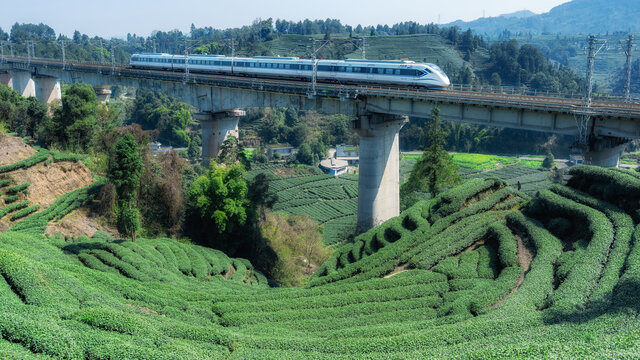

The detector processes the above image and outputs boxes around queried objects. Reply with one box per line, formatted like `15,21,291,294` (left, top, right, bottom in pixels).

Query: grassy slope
265,34,466,68
2,149,640,358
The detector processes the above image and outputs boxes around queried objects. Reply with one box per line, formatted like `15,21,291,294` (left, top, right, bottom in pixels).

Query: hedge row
10,205,40,221
533,190,614,311
548,184,634,302
504,211,563,311
0,200,31,219
0,150,50,174
4,182,29,195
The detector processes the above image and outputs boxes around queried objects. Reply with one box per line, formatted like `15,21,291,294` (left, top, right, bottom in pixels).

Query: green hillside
449,0,640,36
2,157,640,357
264,34,466,69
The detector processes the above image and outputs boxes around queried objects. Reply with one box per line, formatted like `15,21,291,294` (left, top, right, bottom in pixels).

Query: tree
402,107,461,198
188,162,249,236
247,173,277,220
108,133,144,241
296,143,313,165
187,132,202,162
41,83,98,151
542,149,555,169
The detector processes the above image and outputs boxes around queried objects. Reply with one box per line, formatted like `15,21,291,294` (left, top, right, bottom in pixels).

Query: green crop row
10,205,40,221
503,211,563,311
3,195,19,204
0,150,50,174
0,200,31,219
568,165,640,220
532,190,614,311
0,179,11,188
4,182,30,195
51,152,86,162
488,223,519,268
9,182,99,234
548,184,634,301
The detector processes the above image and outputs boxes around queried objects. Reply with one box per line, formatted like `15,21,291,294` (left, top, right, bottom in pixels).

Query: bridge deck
3,56,640,119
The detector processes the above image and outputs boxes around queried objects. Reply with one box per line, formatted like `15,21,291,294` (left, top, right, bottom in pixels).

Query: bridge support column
94,86,112,103
354,113,409,232
583,137,628,168
9,71,35,97
195,109,245,167
34,76,61,105
0,73,12,89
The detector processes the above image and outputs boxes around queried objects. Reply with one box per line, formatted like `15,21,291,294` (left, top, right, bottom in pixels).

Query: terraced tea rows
1,159,640,358
247,166,359,245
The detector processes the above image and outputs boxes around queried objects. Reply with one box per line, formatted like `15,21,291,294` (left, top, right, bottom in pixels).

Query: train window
386,68,393,75
377,68,384,74
394,69,400,75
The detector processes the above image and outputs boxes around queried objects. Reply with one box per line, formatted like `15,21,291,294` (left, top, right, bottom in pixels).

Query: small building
267,144,296,159
148,141,173,155
319,158,349,176
336,145,359,165
569,154,584,165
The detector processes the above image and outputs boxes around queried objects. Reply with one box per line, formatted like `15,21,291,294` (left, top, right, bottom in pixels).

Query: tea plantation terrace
3,56,640,231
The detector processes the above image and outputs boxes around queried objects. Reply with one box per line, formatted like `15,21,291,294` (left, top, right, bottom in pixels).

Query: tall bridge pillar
354,113,409,232
9,71,35,98
0,73,12,89
583,137,628,168
94,86,112,103
34,76,61,105
195,109,245,167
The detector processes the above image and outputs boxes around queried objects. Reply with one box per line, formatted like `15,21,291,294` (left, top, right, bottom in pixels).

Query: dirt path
491,235,533,310
384,264,410,278
45,208,117,239
0,136,36,166
6,162,93,208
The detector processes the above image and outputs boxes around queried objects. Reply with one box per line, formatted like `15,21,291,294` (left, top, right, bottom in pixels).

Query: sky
0,0,571,39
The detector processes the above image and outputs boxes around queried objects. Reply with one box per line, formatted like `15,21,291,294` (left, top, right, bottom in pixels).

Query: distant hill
448,0,640,35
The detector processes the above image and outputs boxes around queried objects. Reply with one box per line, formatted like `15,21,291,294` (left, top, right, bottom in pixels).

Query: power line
620,35,634,102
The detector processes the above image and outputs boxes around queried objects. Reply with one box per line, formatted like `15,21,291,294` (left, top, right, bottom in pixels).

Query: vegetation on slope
1,164,640,358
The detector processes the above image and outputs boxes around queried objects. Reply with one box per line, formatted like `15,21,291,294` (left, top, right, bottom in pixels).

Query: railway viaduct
2,57,640,232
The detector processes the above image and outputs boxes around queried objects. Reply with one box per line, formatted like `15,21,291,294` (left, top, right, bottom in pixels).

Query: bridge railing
447,83,638,104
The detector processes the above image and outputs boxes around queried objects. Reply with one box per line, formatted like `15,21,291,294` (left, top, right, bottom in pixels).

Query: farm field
245,165,358,245
2,161,640,358
401,152,550,195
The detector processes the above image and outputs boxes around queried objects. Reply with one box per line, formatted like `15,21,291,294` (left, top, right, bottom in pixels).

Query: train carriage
129,53,450,89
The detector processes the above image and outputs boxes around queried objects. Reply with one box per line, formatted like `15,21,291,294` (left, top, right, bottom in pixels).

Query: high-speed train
129,53,450,89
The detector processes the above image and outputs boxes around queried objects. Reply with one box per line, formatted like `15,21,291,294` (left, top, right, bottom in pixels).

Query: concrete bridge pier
583,136,628,168
195,108,246,167
9,71,35,97
0,73,12,89
94,86,112,103
354,113,409,232
34,76,61,105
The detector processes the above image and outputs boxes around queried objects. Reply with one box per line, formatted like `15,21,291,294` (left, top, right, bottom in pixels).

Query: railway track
3,56,640,118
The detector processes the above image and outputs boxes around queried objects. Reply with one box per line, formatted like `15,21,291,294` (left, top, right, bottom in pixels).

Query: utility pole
59,40,66,69
0,42,4,63
99,39,104,64
308,38,331,97
153,39,156,53
27,40,32,65
9,42,13,57
230,37,235,74
184,38,189,81
584,35,607,107
110,41,115,74
574,35,608,149
620,35,634,102
361,37,366,59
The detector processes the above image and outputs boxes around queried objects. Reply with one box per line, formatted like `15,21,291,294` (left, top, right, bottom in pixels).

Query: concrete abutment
9,70,35,98
354,113,408,232
0,73,12,89
196,109,245,167
34,76,62,105
583,136,628,168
